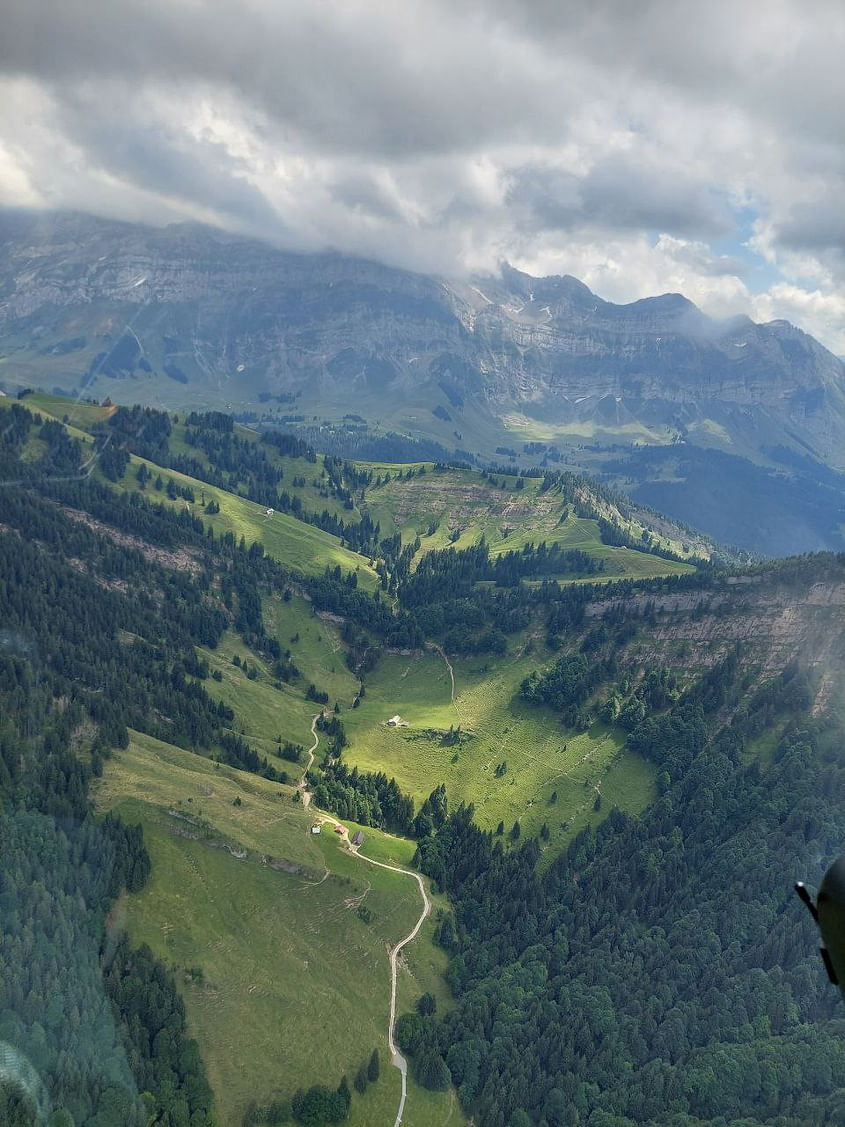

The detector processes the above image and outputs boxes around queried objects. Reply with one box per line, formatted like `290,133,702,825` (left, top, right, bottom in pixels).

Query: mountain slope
2,209,845,555
2,391,845,1126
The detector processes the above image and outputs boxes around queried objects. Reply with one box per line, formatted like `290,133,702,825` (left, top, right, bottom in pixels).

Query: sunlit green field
18,391,666,1119
24,391,117,428
108,450,380,586
94,732,462,1127
264,593,362,705
501,411,675,446
11,393,375,584
13,391,696,578
364,467,698,574
341,643,656,858
24,391,359,521
196,594,360,756
0,392,100,447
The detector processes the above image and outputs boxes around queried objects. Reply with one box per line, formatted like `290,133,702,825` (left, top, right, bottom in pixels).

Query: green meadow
25,391,359,522
365,466,698,573
341,643,656,856
11,393,375,584
110,451,380,586
196,593,360,756
23,391,117,428
15,392,674,1121
94,731,462,1127
500,411,675,447
15,391,696,578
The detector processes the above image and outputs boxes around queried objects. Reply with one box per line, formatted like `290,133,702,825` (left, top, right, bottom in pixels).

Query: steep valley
0,393,844,1127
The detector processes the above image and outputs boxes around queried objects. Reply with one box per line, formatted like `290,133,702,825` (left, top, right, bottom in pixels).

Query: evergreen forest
0,393,843,1127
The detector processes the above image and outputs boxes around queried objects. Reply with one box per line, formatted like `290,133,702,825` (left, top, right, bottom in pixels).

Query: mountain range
1,208,844,556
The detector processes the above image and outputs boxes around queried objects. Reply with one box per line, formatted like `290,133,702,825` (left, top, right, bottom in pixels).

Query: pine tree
416,992,437,1016
367,1049,380,1083
337,1075,351,1110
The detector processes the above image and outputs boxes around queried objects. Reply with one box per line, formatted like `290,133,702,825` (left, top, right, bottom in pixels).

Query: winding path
354,848,431,1126
430,643,455,703
304,716,431,1125
298,714,320,808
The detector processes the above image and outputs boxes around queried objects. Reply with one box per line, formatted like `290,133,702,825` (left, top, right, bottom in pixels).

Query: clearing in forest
341,643,656,855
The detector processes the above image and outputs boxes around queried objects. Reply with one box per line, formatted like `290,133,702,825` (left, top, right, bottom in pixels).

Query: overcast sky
1,0,845,352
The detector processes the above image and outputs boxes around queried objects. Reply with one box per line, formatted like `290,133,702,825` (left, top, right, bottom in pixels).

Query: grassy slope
341,642,656,859
17,394,376,585
501,412,674,447
112,455,379,586
95,732,462,1127
364,467,698,575
196,595,360,756
13,394,660,853
20,391,117,428
163,416,361,524
15,394,666,1112
26,392,358,521
0,393,104,449
18,392,694,578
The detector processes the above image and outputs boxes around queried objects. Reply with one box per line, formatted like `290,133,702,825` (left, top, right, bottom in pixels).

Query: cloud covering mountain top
1,0,844,350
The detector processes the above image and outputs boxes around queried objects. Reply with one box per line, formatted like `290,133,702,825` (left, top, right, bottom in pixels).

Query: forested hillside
0,393,843,1126
400,666,845,1126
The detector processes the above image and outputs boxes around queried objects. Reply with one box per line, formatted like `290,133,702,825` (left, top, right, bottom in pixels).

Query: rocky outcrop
1,209,844,467
587,572,845,687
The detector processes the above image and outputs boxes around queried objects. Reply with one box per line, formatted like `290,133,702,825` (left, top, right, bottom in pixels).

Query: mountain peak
628,291,696,310
1,208,844,476
499,263,595,297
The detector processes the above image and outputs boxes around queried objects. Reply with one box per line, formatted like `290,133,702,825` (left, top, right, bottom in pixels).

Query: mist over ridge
2,208,844,556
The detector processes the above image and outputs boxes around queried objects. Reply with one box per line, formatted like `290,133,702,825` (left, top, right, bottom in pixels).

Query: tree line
395,657,845,1126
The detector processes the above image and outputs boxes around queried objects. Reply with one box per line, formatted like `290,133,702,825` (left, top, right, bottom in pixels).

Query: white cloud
753,284,845,356
510,231,753,321
0,0,844,352
0,141,42,209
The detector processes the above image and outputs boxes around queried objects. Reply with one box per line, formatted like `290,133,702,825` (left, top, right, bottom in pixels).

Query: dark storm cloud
0,0,568,157
326,174,405,223
0,0,826,229
775,195,845,259
52,88,283,233
510,157,734,240
481,0,845,125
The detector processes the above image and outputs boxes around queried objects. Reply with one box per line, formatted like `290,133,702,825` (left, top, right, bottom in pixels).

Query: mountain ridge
2,208,842,427
2,209,845,556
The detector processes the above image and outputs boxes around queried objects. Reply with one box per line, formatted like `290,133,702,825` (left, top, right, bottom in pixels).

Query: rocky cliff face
1,209,844,470
458,266,844,431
